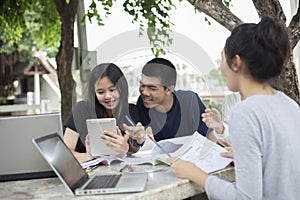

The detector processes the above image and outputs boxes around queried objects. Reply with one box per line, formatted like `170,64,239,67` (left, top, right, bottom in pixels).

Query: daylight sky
73,0,295,97
82,1,291,62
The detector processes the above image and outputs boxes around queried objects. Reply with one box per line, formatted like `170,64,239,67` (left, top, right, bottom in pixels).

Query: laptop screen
34,133,88,193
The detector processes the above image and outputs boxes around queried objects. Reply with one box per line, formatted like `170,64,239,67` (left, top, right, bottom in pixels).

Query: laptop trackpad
117,173,148,188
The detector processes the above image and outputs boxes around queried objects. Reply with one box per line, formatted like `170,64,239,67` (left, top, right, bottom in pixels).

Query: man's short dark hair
142,58,177,87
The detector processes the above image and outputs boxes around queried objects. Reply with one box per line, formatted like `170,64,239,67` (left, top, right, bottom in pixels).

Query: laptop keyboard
85,175,121,189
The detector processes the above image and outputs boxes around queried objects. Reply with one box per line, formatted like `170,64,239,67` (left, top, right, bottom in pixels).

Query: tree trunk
0,52,16,102
269,58,300,105
187,0,300,105
55,0,78,125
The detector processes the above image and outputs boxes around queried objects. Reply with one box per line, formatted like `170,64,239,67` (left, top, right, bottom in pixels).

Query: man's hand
123,122,146,145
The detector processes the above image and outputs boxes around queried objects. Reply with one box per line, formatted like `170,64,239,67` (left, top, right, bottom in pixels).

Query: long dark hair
86,63,129,128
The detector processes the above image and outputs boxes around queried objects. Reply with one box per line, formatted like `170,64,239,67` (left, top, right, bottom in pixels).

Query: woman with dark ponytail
171,16,300,199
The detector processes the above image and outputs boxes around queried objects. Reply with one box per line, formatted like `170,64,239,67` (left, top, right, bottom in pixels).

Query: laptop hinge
73,174,89,189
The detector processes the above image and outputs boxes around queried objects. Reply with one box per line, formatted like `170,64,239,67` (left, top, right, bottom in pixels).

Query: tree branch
252,0,286,22
288,1,300,49
186,0,243,31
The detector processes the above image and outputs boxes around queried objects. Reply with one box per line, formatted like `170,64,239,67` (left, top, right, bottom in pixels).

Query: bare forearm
71,150,94,163
171,159,209,190
188,167,209,190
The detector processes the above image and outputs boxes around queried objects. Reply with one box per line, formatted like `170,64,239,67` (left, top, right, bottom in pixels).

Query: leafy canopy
0,0,61,59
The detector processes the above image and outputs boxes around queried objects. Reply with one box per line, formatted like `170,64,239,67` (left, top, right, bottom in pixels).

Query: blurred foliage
0,0,61,101
209,67,226,86
203,99,222,113
0,0,61,59
209,100,222,113
123,0,175,57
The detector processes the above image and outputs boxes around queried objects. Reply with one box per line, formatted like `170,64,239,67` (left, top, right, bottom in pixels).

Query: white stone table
0,164,234,200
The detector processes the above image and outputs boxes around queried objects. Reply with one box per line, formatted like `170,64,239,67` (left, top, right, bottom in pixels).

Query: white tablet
86,118,119,156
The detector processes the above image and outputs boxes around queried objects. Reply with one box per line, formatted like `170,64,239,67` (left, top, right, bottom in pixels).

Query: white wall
40,76,60,113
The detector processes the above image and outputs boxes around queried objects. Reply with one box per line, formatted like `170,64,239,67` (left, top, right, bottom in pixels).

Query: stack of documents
178,132,233,173
81,132,233,174
125,132,233,173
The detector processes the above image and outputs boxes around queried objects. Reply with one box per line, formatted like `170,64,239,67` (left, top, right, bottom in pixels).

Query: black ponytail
224,16,290,82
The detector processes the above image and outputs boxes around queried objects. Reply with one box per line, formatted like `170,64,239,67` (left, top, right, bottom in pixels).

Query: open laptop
32,132,148,195
0,113,63,182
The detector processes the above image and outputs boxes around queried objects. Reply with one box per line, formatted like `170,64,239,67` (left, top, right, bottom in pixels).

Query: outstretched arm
64,128,95,163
